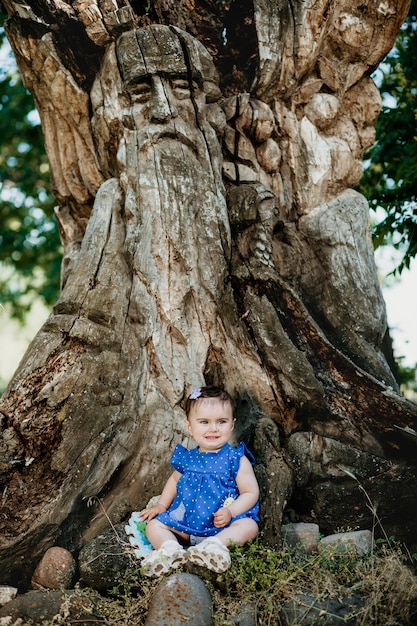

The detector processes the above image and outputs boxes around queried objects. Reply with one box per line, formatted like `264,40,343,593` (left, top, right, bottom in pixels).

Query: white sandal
187,536,231,573
141,540,187,577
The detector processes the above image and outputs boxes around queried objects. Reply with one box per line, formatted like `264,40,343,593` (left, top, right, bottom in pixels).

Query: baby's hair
185,385,235,417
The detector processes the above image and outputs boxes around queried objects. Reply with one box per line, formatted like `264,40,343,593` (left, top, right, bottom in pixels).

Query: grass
209,538,417,625
47,536,416,626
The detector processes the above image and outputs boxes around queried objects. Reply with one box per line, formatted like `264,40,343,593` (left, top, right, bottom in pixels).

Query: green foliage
360,2,417,274
222,540,363,594
397,357,417,395
0,10,61,320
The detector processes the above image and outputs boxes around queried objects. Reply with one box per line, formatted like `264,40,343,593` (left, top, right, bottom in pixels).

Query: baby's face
186,398,235,453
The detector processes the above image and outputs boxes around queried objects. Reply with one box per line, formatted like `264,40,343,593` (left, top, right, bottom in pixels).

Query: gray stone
79,523,141,592
282,523,320,554
0,590,100,624
319,530,372,557
0,586,17,607
145,572,213,626
231,602,257,625
280,588,365,625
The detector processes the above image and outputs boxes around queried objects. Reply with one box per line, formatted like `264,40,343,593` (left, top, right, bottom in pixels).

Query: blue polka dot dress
156,442,259,537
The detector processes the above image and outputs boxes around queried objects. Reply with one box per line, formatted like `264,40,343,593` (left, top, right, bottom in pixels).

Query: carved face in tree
113,27,224,177
115,26,219,129
91,25,224,177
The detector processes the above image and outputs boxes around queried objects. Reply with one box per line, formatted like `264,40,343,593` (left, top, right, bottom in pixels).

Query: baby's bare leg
146,518,189,549
215,518,259,547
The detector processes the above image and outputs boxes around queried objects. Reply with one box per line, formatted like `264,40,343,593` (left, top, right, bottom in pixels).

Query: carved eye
128,80,152,103
171,79,193,99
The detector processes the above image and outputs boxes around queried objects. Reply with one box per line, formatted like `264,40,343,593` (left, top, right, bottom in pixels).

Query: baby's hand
138,502,167,521
213,506,233,528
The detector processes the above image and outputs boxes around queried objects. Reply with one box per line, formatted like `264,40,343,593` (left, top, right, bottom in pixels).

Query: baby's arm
213,455,259,528
139,470,181,521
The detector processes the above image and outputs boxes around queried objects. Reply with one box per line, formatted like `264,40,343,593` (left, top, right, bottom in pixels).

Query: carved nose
150,76,177,123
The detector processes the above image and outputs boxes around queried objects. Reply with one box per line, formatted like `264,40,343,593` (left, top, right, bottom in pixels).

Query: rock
0,589,101,624
0,585,17,607
231,602,257,625
280,588,365,625
31,546,77,590
319,530,372,557
145,572,213,625
0,586,17,607
79,522,142,592
282,523,320,554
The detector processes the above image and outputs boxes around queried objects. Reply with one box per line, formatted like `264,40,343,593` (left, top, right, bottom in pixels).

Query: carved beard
119,119,230,302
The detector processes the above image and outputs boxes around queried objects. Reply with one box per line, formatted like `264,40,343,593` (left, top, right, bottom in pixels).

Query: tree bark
1,0,416,589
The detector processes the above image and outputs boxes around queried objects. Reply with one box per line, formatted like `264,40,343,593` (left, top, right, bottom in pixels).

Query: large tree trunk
1,0,416,589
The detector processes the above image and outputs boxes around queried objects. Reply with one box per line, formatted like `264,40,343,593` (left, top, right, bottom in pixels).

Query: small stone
231,602,257,625
319,530,372,557
0,586,18,607
281,522,320,554
145,572,213,626
31,546,77,590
